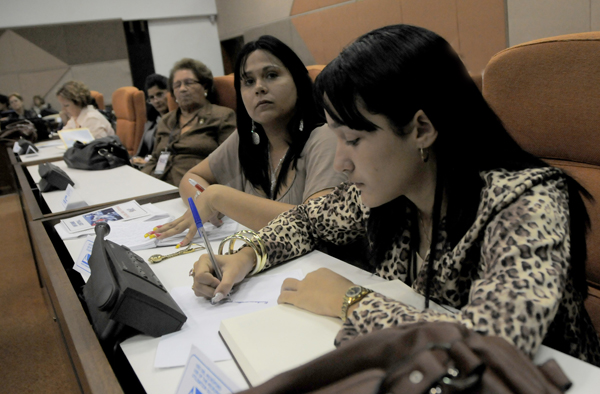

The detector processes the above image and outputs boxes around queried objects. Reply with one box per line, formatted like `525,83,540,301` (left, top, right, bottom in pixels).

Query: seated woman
131,73,170,167
149,36,346,244
56,81,115,139
141,58,236,187
191,25,600,366
8,93,36,119
31,95,56,116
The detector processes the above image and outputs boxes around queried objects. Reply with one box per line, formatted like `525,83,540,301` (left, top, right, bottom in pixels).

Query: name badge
155,151,170,175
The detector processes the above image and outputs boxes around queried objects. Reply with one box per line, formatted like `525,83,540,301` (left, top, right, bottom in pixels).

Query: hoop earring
420,148,429,163
251,120,260,145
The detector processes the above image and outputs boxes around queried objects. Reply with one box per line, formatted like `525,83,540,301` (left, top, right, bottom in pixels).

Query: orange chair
307,65,325,82
111,86,147,156
90,90,105,110
483,32,600,334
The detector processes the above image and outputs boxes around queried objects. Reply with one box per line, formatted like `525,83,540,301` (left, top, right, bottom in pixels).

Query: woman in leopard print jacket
192,25,600,365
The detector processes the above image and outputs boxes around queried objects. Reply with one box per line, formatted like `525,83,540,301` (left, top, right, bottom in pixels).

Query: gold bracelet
218,230,267,276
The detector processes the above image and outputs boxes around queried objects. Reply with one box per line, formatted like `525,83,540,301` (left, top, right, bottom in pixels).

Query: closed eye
345,138,360,146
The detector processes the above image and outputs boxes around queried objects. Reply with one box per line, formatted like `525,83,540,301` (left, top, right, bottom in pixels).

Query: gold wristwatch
340,285,373,322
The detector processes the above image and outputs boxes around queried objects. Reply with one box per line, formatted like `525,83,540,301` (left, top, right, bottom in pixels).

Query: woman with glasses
131,74,170,166
141,58,236,186
147,36,346,247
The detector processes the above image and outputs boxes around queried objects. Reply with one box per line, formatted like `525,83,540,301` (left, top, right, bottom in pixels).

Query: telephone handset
82,222,187,346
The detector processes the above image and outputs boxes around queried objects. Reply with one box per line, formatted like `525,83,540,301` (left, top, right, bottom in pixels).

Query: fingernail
149,234,156,239
144,233,149,238
155,225,163,228
189,269,194,277
212,292,224,304
175,243,181,249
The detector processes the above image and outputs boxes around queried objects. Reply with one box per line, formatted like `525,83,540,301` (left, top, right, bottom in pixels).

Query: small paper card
175,345,240,394
73,235,94,282
60,184,88,210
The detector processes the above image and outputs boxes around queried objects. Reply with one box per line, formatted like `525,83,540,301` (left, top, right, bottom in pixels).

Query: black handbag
63,135,130,170
0,119,37,142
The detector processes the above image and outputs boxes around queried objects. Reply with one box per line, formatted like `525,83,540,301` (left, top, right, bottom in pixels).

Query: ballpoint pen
187,197,228,305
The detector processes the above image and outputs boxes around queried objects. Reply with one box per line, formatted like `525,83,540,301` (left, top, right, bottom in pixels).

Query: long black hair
234,35,324,198
144,73,168,122
314,24,591,300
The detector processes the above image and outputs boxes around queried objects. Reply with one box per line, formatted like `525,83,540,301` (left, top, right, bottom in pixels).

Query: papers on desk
57,200,239,250
155,270,303,369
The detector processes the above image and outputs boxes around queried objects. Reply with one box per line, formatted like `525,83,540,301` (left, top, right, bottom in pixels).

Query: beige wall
508,0,600,46
216,0,506,75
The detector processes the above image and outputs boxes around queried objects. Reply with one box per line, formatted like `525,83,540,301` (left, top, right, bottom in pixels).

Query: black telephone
38,162,74,192
83,222,187,347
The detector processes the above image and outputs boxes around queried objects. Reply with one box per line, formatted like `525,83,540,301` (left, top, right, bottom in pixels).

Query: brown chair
111,86,147,156
90,90,105,110
482,32,600,334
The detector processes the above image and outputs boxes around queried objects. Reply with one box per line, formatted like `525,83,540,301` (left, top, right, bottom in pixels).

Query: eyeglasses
172,79,201,90
146,91,166,104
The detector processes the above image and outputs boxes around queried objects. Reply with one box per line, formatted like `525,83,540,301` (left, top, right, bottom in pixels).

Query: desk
56,199,600,394
16,139,66,165
16,160,178,220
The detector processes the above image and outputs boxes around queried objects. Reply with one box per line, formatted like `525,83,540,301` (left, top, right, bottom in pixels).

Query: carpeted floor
0,194,81,393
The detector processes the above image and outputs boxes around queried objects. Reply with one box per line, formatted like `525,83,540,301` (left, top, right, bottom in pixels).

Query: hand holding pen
188,197,231,305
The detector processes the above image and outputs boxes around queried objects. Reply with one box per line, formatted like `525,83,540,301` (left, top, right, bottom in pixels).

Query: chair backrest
482,32,600,333
306,65,325,82
90,90,105,110
166,73,236,113
111,86,147,156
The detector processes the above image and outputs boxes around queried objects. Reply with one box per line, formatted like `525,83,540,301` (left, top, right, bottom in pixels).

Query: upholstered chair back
90,90,105,110
112,86,147,156
483,32,600,333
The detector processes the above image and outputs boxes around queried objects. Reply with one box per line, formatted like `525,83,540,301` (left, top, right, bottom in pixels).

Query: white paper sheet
154,270,303,368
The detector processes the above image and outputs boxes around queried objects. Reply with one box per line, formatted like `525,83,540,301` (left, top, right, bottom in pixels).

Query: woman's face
9,96,23,112
327,103,426,208
240,50,297,131
172,69,207,110
57,95,83,119
147,85,169,115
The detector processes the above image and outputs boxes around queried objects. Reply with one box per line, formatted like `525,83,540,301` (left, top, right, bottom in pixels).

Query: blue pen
188,198,226,304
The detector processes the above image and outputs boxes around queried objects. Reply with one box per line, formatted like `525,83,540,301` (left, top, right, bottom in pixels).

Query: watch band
340,285,373,322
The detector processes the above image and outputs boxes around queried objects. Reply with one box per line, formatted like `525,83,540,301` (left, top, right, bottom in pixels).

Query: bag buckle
97,148,109,157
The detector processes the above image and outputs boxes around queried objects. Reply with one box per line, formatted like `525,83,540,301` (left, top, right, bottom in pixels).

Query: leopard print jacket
258,167,600,366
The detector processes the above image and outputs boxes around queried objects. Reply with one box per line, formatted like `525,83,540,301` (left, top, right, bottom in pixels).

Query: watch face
346,286,362,297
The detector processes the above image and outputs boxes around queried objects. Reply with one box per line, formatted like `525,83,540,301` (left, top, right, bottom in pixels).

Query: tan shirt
64,105,114,139
208,124,347,204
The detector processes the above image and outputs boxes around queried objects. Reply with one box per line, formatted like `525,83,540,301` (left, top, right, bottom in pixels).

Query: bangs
314,60,378,132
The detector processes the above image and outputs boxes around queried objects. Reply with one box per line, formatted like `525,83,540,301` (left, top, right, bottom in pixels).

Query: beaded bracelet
218,229,267,276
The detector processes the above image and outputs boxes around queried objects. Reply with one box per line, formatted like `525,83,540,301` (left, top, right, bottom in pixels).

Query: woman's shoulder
303,123,336,150
479,167,568,208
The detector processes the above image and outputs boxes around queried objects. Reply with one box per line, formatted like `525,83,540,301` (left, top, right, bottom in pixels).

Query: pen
188,197,226,304
188,178,205,193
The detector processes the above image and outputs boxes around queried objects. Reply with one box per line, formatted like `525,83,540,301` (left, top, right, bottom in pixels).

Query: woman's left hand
278,268,354,318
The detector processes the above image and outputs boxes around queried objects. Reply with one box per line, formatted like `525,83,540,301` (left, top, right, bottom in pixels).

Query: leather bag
0,119,37,142
63,135,130,170
241,322,572,394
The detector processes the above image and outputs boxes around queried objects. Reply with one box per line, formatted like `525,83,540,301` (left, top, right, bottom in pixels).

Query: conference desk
48,198,600,394
14,159,178,221
13,139,66,165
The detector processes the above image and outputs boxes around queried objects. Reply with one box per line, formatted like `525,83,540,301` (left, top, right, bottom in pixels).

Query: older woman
56,81,115,138
141,58,236,187
148,36,346,245
8,93,36,119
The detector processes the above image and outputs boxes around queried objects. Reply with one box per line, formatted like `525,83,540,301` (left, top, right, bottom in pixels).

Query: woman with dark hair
56,82,115,138
150,35,345,244
191,25,600,365
141,58,236,186
8,93,37,119
131,73,170,166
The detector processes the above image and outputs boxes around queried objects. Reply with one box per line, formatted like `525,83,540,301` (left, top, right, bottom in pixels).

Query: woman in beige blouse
148,36,345,245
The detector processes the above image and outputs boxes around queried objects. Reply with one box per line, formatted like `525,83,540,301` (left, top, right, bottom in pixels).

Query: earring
204,91,208,97
419,148,429,163
299,119,304,132
251,120,260,145
175,99,179,103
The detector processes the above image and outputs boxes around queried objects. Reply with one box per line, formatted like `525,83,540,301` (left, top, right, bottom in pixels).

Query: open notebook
219,279,456,387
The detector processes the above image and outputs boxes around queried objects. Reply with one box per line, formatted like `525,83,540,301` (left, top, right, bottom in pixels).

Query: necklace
268,147,289,198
